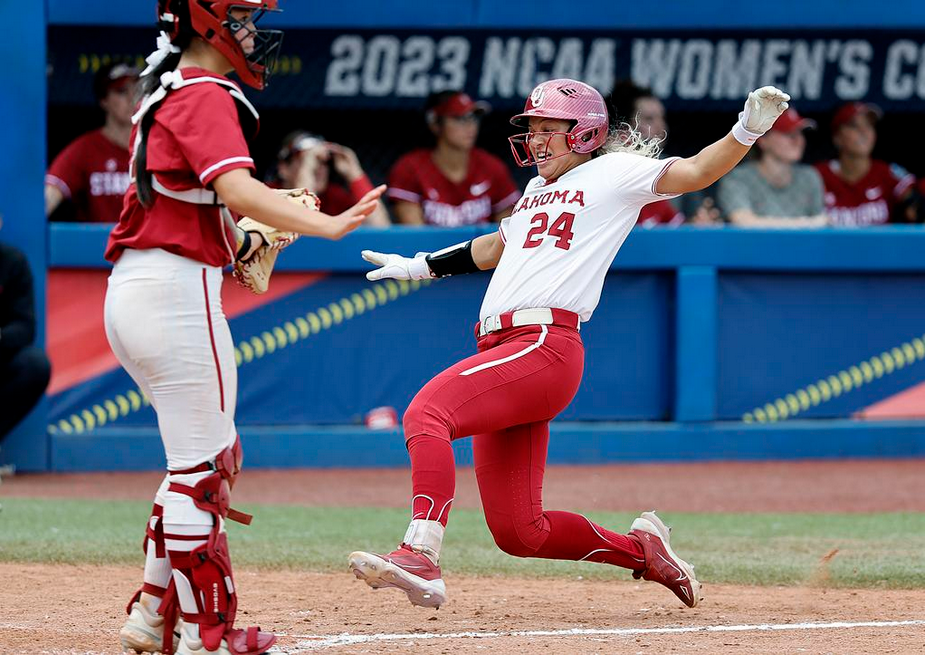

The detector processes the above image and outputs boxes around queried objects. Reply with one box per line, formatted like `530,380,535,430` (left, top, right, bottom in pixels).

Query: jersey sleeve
487,156,521,213
46,136,88,198
155,84,255,187
387,153,424,205
608,153,682,206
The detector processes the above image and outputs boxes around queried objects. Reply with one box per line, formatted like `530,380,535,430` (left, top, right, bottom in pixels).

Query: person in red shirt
45,62,138,222
273,131,389,226
388,91,520,226
815,102,916,227
106,3,383,654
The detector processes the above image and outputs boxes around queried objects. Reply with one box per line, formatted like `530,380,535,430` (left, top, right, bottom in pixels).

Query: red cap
831,102,882,132
430,92,490,118
770,108,816,133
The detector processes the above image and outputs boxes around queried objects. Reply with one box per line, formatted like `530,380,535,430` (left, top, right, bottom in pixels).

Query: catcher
103,1,383,654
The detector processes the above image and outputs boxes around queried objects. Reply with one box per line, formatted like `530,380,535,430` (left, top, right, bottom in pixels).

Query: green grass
1,498,923,588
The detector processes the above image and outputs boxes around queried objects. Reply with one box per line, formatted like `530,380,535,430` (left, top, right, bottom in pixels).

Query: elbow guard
425,240,481,278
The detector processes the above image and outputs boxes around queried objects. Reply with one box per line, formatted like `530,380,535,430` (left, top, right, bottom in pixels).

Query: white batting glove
731,86,791,146
361,250,434,281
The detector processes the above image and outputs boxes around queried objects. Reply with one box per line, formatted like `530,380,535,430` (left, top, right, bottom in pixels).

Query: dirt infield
2,564,925,654
3,459,925,654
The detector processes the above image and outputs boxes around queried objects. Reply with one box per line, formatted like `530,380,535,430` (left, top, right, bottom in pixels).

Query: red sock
407,434,456,527
534,511,646,570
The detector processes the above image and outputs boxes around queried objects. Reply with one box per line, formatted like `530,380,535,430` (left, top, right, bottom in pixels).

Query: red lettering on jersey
522,211,575,250
540,192,552,206
548,212,576,250
552,190,569,203
569,191,585,207
523,212,548,248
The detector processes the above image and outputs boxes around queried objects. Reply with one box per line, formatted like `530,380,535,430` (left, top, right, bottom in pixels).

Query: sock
407,434,455,527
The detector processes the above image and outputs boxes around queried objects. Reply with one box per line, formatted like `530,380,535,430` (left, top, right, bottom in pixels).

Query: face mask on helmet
224,5,284,89
507,79,609,168
173,0,283,90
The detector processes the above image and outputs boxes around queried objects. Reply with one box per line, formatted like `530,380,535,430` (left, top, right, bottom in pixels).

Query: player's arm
392,200,425,225
44,184,65,217
656,87,790,196
213,168,385,241
362,231,504,282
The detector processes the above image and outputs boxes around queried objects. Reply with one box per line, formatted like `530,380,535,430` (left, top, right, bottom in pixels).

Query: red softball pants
402,315,645,570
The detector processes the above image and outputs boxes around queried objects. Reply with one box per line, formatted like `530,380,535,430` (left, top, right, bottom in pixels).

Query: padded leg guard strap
164,438,274,653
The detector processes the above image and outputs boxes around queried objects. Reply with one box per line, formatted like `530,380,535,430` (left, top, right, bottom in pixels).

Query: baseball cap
770,107,816,134
426,91,491,119
93,62,139,100
831,102,882,132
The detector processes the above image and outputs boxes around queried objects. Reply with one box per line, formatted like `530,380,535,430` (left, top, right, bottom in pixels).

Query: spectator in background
814,102,918,226
0,220,52,443
608,80,720,227
273,131,389,226
388,90,520,226
717,107,827,228
45,62,138,223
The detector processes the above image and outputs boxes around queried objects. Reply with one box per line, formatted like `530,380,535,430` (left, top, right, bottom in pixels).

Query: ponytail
135,0,193,206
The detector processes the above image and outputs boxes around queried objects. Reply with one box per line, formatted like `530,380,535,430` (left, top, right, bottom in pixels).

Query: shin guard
164,437,274,654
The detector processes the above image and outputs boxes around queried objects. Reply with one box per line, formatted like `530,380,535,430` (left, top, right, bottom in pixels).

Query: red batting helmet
159,0,284,89
508,79,609,167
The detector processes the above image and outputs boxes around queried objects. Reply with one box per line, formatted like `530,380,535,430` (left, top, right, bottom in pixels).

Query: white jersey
480,152,680,323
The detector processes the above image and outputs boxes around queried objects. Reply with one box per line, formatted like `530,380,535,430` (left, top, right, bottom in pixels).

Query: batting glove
362,250,434,281
731,86,791,146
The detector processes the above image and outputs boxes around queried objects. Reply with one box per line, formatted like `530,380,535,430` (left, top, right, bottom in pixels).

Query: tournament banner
48,28,925,112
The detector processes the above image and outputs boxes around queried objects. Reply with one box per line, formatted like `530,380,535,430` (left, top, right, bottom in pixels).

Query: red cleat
349,544,447,608
630,511,703,608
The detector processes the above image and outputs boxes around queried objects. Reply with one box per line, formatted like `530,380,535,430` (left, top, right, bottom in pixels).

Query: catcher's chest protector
132,70,260,207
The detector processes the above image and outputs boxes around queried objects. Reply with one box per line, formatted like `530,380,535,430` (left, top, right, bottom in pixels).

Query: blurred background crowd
45,62,925,230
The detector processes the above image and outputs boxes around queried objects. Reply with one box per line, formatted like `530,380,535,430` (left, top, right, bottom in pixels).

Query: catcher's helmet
508,79,609,167
158,0,283,89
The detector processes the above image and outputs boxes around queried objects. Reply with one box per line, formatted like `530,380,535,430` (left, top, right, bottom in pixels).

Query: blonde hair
597,120,663,159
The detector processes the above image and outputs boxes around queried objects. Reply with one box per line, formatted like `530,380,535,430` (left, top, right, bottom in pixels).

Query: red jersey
636,199,684,228
387,148,520,227
815,159,915,227
106,68,256,267
46,129,131,223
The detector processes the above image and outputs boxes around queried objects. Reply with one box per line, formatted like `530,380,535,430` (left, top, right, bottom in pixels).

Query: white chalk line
281,620,925,651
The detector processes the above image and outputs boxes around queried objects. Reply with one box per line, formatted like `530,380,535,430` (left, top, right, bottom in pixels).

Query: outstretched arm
656,87,790,195
363,231,504,281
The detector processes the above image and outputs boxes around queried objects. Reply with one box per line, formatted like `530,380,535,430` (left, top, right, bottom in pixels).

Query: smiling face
525,117,590,179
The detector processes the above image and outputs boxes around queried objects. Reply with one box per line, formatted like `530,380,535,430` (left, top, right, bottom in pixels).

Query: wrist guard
425,240,480,278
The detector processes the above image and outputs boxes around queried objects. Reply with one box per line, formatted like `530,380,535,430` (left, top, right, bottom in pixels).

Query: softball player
109,2,383,654
351,79,791,610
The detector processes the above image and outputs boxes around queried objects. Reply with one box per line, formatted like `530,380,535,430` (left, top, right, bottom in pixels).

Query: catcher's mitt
232,188,320,294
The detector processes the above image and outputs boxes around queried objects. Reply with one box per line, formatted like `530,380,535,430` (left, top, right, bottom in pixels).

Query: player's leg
105,288,176,653
473,422,702,607
349,324,584,607
107,253,274,654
